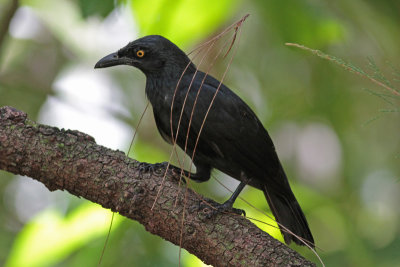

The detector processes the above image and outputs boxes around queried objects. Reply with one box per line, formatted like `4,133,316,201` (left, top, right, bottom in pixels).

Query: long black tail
262,183,314,248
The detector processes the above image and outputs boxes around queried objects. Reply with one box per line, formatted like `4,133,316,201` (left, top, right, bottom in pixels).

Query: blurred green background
0,0,399,266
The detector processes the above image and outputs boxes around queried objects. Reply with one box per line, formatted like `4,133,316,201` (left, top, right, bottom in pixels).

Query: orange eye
136,50,145,58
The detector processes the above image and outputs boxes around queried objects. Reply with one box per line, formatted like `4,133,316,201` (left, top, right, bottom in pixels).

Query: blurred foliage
76,0,116,19
130,0,239,47
0,0,399,266
5,204,121,267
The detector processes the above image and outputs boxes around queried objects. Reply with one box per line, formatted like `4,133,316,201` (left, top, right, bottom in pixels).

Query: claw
138,162,154,173
138,162,187,184
157,162,187,183
161,162,182,174
193,200,246,218
138,162,171,172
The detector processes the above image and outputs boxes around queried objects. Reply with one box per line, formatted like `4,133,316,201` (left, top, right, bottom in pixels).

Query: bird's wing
179,72,284,186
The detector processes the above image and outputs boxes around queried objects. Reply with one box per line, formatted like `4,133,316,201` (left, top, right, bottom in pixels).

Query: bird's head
95,35,193,76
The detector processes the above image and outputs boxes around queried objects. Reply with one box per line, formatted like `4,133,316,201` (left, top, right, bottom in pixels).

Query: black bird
95,35,314,247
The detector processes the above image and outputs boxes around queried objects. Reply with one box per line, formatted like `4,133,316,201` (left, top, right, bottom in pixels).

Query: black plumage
95,35,314,247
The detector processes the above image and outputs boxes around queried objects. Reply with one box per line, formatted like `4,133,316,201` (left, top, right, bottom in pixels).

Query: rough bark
0,106,315,267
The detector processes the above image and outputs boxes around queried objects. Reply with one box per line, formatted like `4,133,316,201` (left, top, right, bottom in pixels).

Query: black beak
95,52,125,69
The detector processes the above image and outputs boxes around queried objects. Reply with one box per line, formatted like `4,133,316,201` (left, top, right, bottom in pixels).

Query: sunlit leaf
130,0,240,47
5,203,120,267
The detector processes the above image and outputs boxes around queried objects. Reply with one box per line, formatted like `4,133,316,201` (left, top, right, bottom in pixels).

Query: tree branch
0,106,315,267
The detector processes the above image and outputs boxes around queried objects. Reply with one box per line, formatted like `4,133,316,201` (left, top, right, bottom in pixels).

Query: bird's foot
138,162,175,174
138,162,187,183
138,162,155,173
138,162,173,172
192,200,246,219
159,162,183,174
158,162,192,183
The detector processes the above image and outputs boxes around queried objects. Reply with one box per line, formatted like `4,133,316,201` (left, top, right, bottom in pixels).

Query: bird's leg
207,181,246,217
195,172,249,218
220,181,246,209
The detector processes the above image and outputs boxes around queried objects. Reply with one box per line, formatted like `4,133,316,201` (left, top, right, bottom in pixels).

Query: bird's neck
144,62,196,108
144,73,176,109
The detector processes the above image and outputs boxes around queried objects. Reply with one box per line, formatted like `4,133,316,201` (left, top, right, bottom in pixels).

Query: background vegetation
0,0,399,266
